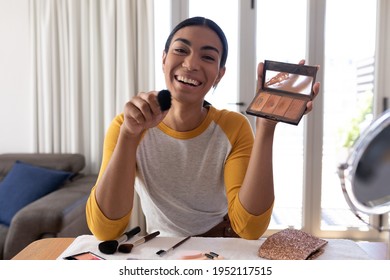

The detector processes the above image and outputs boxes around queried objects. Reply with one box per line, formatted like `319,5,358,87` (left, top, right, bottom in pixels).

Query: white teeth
177,76,200,86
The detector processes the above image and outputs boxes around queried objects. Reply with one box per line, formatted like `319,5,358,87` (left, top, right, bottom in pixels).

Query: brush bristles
158,90,171,111
118,244,134,253
98,240,119,254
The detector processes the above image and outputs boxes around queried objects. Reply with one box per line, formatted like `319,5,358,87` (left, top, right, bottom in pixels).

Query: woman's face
162,25,226,105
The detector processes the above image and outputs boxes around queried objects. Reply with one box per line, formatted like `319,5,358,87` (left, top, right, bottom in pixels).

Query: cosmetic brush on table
98,226,141,254
118,231,160,253
156,236,191,257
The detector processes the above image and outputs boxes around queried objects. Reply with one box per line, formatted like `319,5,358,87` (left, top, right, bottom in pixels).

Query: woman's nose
182,54,199,71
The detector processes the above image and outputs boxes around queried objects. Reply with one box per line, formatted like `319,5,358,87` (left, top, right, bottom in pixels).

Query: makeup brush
157,89,171,111
156,236,191,257
118,231,160,253
98,226,141,254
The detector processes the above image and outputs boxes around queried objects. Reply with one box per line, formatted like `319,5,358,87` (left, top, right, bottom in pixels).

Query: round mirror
338,109,390,216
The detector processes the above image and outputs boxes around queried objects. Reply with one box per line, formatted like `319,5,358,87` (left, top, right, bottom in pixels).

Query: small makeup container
246,60,318,125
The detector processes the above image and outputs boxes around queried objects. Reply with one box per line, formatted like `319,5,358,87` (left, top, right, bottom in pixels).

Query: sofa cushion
0,161,73,226
0,224,8,259
0,153,85,178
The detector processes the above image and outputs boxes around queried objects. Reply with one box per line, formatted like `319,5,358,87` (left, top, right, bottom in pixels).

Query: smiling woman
85,16,319,242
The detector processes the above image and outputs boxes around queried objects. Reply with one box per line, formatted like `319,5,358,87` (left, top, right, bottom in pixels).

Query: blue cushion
0,161,73,226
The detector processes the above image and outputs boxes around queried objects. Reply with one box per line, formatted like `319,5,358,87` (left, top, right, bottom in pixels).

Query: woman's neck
162,104,208,132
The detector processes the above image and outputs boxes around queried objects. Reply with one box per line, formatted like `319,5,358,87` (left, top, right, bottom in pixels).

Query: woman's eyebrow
173,38,220,54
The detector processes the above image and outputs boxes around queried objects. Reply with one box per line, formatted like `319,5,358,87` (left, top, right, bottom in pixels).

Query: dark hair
164,17,228,68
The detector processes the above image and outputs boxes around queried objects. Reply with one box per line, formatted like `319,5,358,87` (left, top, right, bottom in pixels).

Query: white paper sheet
57,235,371,260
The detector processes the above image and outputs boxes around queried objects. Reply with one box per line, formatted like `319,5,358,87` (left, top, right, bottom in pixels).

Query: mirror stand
338,109,390,259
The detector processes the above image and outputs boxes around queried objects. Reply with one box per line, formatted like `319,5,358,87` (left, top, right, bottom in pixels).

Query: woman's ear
214,66,226,88
162,51,167,71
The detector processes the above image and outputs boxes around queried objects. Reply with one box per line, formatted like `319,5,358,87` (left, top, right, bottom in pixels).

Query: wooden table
12,238,74,260
12,237,389,260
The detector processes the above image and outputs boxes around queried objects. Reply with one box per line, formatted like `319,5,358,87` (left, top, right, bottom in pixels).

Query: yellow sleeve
85,114,132,241
221,112,273,239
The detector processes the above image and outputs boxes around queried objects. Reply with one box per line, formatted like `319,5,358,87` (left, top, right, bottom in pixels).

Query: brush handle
117,226,141,244
172,236,191,249
164,236,191,254
133,231,160,247
124,226,141,241
156,236,191,256
171,236,191,249
144,231,160,242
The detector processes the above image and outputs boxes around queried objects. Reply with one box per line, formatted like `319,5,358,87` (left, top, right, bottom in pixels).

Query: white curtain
30,0,155,173
30,0,154,232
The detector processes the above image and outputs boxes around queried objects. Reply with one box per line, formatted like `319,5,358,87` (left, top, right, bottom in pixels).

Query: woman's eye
174,48,187,54
203,55,216,61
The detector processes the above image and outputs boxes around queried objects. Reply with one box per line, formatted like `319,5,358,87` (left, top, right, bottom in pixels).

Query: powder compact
246,60,318,125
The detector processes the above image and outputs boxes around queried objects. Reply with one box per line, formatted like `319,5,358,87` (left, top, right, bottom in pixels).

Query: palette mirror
246,60,318,125
264,70,314,96
338,109,390,218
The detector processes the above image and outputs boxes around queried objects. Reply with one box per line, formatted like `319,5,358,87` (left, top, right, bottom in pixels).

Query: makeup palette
246,60,318,125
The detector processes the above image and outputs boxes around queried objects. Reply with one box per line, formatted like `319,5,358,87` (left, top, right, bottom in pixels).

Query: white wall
0,0,33,153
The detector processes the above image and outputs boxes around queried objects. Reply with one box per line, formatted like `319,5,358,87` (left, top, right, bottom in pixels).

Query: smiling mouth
175,75,201,87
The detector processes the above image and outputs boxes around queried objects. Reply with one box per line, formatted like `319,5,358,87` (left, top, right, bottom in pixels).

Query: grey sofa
0,153,97,259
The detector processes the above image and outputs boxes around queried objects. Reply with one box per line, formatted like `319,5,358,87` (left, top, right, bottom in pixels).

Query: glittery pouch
258,228,328,260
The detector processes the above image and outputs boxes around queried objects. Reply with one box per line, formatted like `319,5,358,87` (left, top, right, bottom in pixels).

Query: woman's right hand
121,91,169,138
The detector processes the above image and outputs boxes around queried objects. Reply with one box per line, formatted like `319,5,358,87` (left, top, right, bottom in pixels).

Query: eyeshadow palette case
246,60,318,125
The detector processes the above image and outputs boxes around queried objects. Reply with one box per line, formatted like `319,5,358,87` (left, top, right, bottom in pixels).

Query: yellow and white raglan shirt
86,105,273,240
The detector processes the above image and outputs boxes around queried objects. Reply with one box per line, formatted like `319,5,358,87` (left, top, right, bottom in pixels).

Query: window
321,0,377,232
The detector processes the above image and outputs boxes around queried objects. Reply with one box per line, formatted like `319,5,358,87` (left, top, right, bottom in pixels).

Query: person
86,16,320,240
